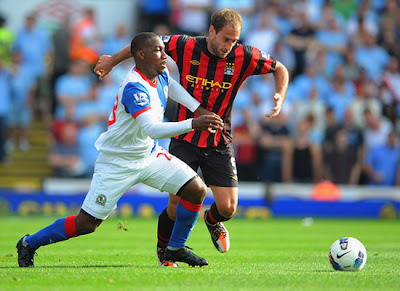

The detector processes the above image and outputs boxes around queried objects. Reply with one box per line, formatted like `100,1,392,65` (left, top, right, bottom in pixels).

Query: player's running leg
156,186,238,256
165,198,207,267
149,150,208,267
164,176,208,267
16,210,102,267
203,186,238,253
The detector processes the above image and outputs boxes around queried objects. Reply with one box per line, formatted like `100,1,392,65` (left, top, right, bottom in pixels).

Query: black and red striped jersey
161,34,276,148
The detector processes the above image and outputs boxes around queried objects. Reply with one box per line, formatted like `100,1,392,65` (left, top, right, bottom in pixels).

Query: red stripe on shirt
182,128,195,143
261,59,273,74
168,35,180,62
213,46,245,146
177,38,196,142
196,51,213,147
210,58,229,147
243,46,260,79
206,58,227,111
180,38,196,93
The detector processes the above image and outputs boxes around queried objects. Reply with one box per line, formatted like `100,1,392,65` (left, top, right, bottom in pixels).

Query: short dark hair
130,32,159,58
211,9,242,34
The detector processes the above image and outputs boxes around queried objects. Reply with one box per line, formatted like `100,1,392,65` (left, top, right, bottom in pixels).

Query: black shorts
169,139,238,187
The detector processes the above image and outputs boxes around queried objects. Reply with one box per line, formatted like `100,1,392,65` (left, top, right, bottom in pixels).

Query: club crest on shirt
160,35,171,43
133,92,149,106
96,194,107,206
224,63,235,75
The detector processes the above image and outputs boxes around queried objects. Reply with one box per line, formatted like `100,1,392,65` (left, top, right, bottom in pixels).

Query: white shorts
81,147,197,220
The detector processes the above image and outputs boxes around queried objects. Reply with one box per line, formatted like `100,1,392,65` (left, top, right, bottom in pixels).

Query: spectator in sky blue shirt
363,131,400,186
13,14,52,79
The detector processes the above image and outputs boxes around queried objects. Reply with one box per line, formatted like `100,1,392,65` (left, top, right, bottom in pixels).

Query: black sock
157,208,175,249
206,202,231,224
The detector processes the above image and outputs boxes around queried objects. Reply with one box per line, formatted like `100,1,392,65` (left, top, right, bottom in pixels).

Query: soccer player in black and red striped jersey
95,9,289,267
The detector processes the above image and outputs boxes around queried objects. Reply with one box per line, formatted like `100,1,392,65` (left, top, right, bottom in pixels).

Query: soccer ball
329,237,367,271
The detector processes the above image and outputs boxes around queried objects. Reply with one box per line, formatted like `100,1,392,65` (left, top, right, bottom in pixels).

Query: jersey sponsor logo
190,60,200,66
160,35,172,43
95,194,107,206
224,62,235,75
133,92,149,106
261,51,270,60
185,75,232,92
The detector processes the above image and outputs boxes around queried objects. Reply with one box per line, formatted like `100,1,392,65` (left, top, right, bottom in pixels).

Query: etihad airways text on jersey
185,75,232,90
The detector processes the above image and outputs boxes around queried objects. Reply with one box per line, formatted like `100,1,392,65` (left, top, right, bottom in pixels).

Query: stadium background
0,0,399,220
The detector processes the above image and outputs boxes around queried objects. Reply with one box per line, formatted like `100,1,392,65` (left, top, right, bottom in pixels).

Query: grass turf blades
1,217,399,290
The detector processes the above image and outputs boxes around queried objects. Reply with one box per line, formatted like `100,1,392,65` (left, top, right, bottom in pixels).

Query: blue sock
168,199,202,249
25,216,77,249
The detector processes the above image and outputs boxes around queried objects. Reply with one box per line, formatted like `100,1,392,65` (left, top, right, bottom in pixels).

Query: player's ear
209,25,216,36
136,49,145,61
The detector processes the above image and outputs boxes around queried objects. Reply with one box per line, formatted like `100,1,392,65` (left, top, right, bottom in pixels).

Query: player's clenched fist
94,55,113,80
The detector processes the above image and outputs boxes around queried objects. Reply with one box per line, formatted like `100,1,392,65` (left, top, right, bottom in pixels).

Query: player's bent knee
196,180,207,198
178,177,207,204
189,178,207,201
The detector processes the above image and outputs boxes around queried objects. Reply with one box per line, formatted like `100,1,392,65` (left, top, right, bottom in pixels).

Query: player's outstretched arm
94,45,132,80
136,111,223,140
266,61,289,118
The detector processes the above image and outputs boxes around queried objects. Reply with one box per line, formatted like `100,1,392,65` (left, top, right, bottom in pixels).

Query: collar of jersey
134,67,158,88
200,37,221,60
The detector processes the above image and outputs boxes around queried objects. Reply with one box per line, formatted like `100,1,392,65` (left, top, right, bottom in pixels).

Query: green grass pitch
1,216,399,290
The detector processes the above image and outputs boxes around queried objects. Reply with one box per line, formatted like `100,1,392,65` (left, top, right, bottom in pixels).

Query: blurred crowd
0,0,400,186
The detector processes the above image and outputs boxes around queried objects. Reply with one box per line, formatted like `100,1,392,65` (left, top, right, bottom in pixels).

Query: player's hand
265,93,284,118
94,55,114,80
192,115,224,133
194,106,219,117
194,106,222,133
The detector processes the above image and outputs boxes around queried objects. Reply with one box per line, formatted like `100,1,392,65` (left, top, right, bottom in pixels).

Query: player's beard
210,40,229,59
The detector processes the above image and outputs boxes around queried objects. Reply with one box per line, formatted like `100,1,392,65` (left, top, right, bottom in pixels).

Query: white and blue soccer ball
329,237,367,271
